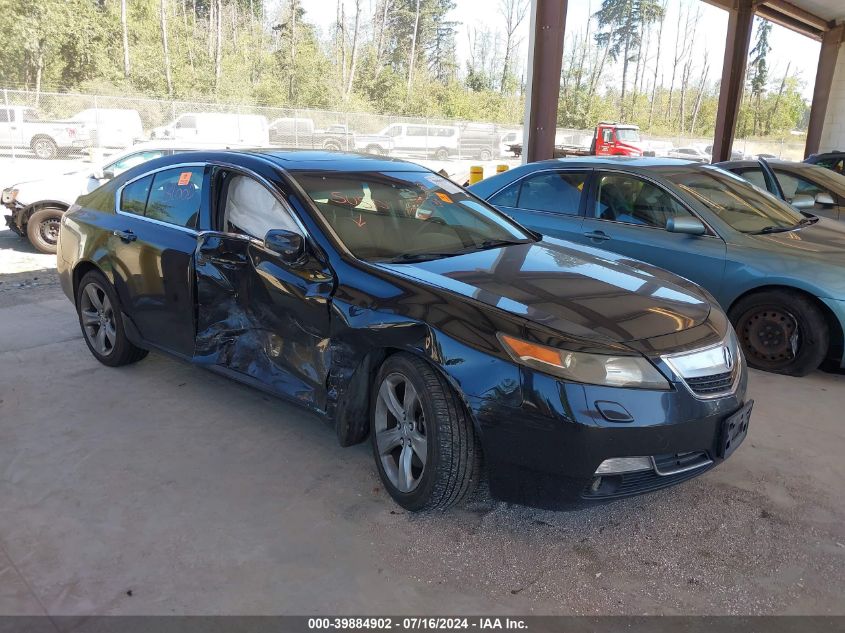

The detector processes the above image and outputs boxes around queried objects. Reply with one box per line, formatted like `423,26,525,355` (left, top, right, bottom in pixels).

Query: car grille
582,451,713,500
685,371,735,396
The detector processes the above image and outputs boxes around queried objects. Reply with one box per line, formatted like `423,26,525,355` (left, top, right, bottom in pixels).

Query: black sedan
57,150,750,511
718,158,845,221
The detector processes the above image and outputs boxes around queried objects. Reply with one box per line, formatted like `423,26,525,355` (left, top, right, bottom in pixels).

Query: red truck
508,122,650,158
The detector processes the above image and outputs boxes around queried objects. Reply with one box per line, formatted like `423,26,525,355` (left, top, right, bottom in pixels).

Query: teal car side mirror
666,217,706,236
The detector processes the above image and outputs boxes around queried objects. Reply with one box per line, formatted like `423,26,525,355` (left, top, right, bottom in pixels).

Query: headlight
1,188,18,204
498,333,670,390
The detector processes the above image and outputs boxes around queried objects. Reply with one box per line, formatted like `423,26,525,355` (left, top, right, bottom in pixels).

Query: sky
299,0,821,100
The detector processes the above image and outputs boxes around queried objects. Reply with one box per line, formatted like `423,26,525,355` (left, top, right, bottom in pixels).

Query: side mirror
102,169,116,180
264,229,305,263
816,192,835,206
791,195,815,210
666,216,706,236
91,168,104,180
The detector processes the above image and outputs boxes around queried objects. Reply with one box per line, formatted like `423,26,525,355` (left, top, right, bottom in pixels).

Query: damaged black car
57,150,751,511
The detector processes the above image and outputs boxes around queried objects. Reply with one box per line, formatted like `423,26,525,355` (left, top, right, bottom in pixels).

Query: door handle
584,230,611,242
113,229,137,242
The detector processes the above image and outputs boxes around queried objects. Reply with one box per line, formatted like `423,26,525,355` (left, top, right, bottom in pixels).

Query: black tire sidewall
371,355,444,511
730,291,828,376
26,208,63,254
76,271,136,367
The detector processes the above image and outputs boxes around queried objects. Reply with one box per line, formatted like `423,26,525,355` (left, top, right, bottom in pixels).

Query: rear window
144,167,204,229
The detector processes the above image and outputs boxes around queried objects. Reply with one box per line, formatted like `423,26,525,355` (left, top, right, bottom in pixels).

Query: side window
145,167,204,229
602,129,613,144
106,151,166,177
223,174,300,239
407,126,427,137
735,167,768,191
0,109,8,123
385,125,401,137
489,182,521,208
177,115,196,129
594,174,692,228
775,170,830,202
120,175,153,216
517,171,587,215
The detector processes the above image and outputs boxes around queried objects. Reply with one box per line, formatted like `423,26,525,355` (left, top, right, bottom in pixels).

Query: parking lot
1,223,844,616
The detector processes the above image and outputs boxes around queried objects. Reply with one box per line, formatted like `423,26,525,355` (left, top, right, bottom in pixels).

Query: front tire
26,207,64,254
76,271,148,367
371,353,481,512
729,289,828,376
434,147,449,161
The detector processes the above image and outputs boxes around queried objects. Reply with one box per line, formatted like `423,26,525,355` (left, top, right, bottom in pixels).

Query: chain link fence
0,87,806,169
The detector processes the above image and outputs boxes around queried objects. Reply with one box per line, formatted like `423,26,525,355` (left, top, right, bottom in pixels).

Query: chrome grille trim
660,332,743,400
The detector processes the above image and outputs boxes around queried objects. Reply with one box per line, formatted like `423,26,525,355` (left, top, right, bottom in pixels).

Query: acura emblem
723,346,734,371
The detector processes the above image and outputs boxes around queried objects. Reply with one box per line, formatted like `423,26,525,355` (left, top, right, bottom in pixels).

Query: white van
72,108,143,148
151,112,270,146
379,123,459,160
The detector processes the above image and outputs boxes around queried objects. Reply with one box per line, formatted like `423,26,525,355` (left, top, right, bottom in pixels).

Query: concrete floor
1,226,844,616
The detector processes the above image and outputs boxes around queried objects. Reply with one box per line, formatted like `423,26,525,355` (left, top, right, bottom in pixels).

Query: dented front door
193,232,335,411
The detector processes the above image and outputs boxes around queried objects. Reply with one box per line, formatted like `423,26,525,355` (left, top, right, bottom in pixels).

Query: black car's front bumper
466,362,749,509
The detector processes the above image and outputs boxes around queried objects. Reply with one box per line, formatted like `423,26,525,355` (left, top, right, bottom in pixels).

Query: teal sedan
470,157,845,376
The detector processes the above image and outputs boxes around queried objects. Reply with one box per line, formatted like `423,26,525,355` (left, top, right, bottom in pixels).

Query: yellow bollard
496,164,508,174
469,165,483,184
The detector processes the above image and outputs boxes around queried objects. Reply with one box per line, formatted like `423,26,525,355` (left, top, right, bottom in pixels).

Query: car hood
747,218,845,257
376,240,711,345
12,171,92,202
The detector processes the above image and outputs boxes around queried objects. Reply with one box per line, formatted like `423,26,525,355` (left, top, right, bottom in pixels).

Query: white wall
820,42,845,152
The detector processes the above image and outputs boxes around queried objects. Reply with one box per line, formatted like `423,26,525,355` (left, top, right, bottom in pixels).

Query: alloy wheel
79,282,117,356
374,372,428,493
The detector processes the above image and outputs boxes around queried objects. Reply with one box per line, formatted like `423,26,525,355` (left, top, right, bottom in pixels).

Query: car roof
122,148,431,173
528,156,703,169
716,159,814,170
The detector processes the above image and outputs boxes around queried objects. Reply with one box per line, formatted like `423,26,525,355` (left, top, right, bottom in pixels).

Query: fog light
595,456,653,475
590,476,603,493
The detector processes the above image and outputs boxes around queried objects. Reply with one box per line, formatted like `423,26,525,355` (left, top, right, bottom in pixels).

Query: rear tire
76,270,148,367
479,149,492,161
26,207,64,254
31,136,59,160
434,147,449,161
371,353,481,511
729,289,828,376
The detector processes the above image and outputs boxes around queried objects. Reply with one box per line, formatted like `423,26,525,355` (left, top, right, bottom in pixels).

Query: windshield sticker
435,191,453,204
177,172,192,186
424,174,462,194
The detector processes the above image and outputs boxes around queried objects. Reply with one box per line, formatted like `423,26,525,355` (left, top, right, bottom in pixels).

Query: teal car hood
747,218,845,258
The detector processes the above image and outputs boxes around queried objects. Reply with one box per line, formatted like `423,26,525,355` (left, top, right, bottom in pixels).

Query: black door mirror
666,216,706,236
264,229,305,263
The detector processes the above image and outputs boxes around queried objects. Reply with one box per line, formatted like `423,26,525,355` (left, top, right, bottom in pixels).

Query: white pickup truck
0,106,91,159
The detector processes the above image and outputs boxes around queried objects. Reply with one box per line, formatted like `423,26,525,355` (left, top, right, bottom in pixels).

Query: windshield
666,166,805,233
293,170,534,262
616,128,640,142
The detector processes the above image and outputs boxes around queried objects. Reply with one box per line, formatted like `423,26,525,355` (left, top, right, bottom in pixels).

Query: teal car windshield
666,167,804,233
293,170,534,262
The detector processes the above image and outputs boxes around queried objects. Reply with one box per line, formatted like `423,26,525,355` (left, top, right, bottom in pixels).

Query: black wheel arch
21,200,68,226
332,343,483,448
728,284,842,364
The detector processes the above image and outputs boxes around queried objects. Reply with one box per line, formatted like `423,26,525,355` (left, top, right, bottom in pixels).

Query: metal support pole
805,24,844,158
521,0,567,164
4,89,15,161
711,0,754,163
